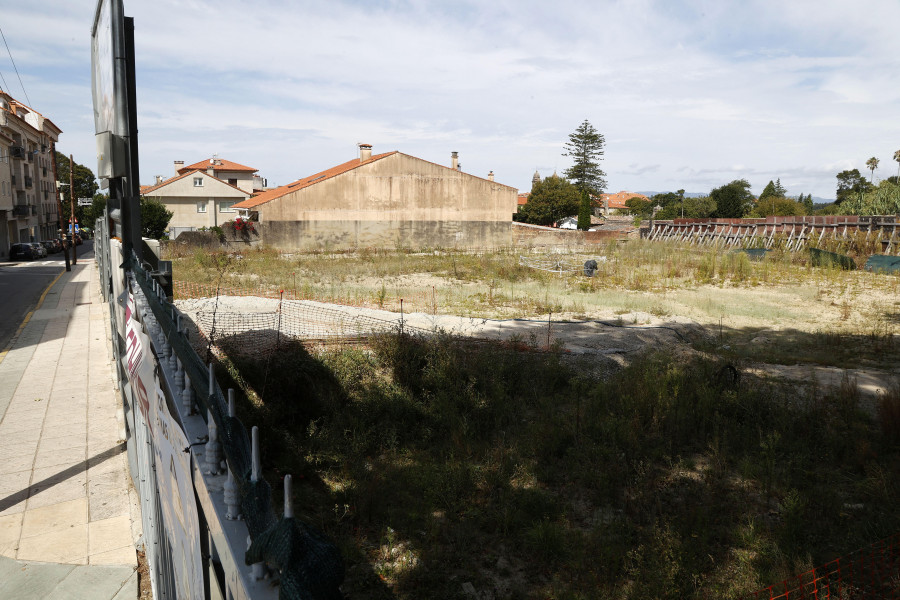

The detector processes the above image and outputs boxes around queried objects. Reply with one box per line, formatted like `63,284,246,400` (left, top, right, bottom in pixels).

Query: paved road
0,242,92,351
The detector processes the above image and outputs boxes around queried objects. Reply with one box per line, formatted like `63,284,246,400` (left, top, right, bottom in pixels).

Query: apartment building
0,89,63,259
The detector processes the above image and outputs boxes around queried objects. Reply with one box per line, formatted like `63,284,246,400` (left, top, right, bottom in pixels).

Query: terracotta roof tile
179,158,257,174
599,191,648,210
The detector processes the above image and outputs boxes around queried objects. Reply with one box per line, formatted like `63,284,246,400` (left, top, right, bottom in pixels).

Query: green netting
864,254,900,274
730,248,771,261
129,257,343,599
246,518,345,600
809,247,856,270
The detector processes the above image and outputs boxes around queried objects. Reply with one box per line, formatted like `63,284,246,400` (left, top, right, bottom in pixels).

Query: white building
141,158,262,237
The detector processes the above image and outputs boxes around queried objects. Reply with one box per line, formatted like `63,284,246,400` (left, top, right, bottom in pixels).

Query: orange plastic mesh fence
745,532,900,599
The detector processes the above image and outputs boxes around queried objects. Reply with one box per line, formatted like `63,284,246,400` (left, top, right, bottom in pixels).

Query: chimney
359,143,372,162
155,175,164,185
451,151,459,170
488,171,494,182
174,160,184,175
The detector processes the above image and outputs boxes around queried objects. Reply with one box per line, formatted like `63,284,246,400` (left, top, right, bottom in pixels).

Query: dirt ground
176,293,898,409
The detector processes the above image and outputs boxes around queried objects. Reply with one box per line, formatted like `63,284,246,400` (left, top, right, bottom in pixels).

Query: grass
168,240,900,368
169,240,900,595
211,333,900,600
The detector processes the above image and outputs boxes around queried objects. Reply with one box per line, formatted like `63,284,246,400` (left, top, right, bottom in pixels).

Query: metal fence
745,533,900,599
97,213,344,599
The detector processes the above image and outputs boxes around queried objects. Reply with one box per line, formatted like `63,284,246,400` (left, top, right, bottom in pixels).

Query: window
228,178,237,186
197,202,207,213
219,201,236,213
193,177,203,187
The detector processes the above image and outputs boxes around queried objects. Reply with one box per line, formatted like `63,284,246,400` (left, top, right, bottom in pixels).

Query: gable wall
256,154,518,249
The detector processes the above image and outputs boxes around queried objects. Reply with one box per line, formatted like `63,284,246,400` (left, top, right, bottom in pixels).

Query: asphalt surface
0,242,92,352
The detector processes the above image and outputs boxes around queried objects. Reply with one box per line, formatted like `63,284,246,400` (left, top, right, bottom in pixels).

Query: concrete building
141,158,257,237
232,144,518,250
0,89,63,259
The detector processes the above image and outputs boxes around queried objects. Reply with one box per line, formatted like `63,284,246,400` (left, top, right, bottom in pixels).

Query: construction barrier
745,532,900,599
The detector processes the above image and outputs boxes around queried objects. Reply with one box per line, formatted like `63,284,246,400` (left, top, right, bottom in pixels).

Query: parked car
30,242,47,258
40,240,59,254
9,243,35,261
74,233,83,245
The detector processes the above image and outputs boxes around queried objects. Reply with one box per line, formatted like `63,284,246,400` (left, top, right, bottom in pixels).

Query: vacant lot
170,241,900,372
169,241,900,599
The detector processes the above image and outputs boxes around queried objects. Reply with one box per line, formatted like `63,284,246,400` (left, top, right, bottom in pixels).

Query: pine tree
774,178,787,197
801,193,813,214
577,190,592,230
562,120,607,196
759,181,777,201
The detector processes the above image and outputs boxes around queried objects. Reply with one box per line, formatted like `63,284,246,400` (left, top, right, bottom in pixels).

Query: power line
0,26,32,107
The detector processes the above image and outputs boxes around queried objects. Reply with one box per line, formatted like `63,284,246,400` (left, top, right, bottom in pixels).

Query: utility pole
70,154,77,265
52,146,70,272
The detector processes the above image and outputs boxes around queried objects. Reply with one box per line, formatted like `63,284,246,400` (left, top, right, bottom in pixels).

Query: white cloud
1,0,899,200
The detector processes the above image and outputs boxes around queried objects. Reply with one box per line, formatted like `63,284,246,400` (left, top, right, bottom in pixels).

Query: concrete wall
512,222,634,248
256,153,518,249
261,219,511,250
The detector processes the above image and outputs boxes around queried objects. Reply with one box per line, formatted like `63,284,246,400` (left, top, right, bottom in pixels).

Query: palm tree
894,149,900,182
866,156,880,183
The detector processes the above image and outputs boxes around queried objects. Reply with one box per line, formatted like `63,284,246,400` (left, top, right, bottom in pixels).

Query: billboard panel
91,0,127,179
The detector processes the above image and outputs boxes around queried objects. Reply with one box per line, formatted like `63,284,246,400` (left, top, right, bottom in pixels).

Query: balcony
24,176,33,188
12,205,29,217
11,146,25,160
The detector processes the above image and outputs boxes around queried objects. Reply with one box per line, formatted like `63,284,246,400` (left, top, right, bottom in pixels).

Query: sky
2,0,900,201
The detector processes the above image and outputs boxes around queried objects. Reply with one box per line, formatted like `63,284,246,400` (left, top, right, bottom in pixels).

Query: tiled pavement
0,248,140,599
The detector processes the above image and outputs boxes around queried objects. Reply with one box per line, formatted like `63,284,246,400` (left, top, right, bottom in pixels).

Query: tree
516,175,581,226
577,189,592,230
759,180,778,202
83,195,108,229
774,178,786,197
748,197,805,217
140,197,173,239
839,180,900,216
710,179,753,218
800,193,813,214
866,156,880,183
835,169,872,205
562,120,607,196
894,149,900,182
56,152,100,231
657,196,715,220
624,196,653,219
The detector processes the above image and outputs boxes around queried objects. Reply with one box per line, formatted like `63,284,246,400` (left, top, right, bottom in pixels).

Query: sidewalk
0,248,141,599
